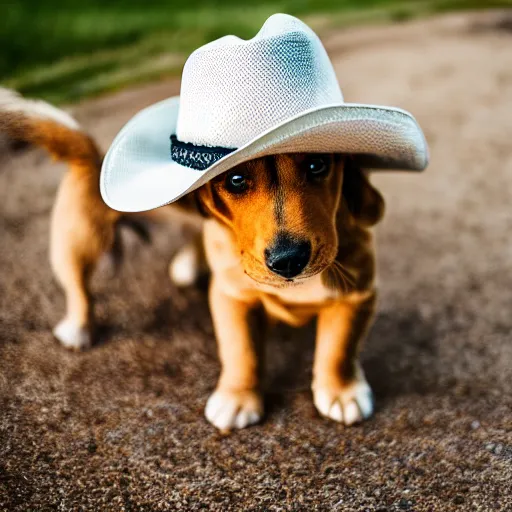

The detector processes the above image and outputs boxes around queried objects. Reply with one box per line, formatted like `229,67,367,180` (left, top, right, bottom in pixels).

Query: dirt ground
1,11,511,512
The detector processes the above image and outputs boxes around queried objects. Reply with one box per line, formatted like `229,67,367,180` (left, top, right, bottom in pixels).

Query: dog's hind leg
50,165,120,350
0,87,122,349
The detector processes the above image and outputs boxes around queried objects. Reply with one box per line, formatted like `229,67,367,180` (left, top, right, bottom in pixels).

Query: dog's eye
225,171,248,194
305,156,330,179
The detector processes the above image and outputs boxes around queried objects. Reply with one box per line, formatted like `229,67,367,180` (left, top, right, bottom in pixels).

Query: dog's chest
257,276,341,326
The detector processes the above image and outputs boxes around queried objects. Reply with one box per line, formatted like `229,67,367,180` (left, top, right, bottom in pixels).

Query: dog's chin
244,265,329,289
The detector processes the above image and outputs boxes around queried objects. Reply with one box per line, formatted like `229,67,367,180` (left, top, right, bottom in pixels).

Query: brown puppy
1,89,384,429
190,154,384,429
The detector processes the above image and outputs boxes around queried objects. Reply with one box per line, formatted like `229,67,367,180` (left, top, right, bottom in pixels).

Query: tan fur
1,102,206,349
1,106,121,348
50,159,120,344
2,90,385,427
198,154,384,427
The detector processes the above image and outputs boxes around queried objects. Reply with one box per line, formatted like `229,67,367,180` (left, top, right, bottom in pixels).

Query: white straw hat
100,13,428,213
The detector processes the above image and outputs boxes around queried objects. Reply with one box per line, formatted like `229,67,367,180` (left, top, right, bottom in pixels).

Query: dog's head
195,154,384,287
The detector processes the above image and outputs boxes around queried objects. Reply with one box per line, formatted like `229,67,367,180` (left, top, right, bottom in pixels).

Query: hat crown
176,14,343,148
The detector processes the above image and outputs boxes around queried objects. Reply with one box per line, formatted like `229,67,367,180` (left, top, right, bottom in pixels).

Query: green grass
1,0,511,103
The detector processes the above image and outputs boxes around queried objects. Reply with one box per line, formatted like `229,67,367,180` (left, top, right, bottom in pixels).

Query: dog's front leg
205,279,264,430
312,292,376,425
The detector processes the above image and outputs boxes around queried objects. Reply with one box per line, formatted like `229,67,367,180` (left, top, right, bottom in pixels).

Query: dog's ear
342,156,385,227
173,190,210,218
194,182,232,224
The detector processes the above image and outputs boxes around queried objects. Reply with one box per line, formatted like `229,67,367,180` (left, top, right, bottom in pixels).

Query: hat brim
100,96,428,212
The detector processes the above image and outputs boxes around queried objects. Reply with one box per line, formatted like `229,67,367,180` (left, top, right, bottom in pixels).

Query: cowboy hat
100,13,428,213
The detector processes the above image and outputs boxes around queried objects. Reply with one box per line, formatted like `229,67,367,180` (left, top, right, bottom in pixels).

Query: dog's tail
0,88,152,266
0,87,101,167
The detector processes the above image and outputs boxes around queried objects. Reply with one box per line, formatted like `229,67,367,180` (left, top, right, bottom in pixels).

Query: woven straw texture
177,14,343,148
100,14,428,212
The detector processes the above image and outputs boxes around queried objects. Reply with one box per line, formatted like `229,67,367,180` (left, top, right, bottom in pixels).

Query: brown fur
195,154,384,428
3,100,385,427
1,114,121,345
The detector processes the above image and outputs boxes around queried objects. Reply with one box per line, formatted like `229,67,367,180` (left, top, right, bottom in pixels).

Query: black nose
265,233,311,279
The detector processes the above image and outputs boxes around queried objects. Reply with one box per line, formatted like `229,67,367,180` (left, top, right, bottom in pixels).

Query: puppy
190,154,384,429
1,89,384,429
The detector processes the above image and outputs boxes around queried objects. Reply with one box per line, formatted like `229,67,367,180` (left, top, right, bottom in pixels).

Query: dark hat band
170,135,236,171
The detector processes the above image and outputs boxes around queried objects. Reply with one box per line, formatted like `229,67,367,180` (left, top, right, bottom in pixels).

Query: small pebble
470,420,480,430
398,498,411,510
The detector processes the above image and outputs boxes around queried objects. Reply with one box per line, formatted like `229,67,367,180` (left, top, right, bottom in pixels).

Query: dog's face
197,153,384,287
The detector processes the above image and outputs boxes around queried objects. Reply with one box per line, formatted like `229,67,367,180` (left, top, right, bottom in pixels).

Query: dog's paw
53,318,92,350
169,244,200,287
313,378,374,426
205,389,263,430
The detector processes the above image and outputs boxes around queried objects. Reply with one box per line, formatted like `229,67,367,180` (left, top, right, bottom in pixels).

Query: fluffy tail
0,87,101,166
0,88,152,268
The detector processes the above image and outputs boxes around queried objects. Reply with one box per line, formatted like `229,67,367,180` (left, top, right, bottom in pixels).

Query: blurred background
1,1,512,510
1,0,511,103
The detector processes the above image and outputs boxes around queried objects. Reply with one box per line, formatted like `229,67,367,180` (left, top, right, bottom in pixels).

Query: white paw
53,318,92,350
169,244,199,287
205,389,263,430
313,378,374,425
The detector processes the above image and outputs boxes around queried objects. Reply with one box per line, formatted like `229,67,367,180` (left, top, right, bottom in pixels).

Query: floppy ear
342,156,385,227
173,190,210,218
194,182,233,225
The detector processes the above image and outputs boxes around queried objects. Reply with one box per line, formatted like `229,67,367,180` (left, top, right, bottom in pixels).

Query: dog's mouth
243,249,334,288
245,273,317,290
246,271,319,288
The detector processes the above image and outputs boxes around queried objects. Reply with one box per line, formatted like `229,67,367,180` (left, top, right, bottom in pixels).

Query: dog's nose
265,233,311,279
